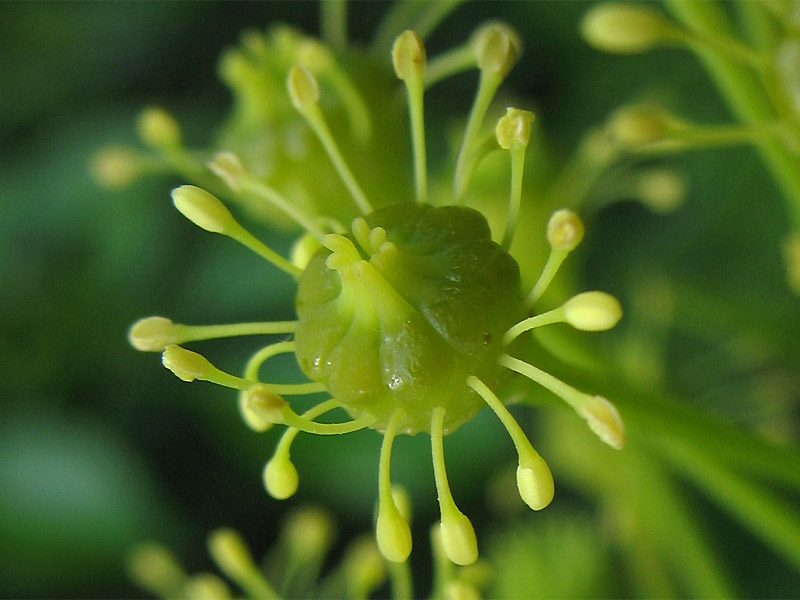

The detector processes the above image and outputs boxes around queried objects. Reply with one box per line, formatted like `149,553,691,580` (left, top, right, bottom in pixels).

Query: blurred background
2,1,799,598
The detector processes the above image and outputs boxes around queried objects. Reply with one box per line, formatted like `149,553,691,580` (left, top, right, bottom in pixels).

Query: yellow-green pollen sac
295,203,524,434
126,22,627,569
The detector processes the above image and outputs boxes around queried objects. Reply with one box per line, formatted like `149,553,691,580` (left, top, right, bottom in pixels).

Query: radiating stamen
208,529,279,600
208,151,327,241
496,107,535,250
431,407,478,566
504,291,622,345
128,316,297,352
527,209,585,308
499,354,625,449
454,23,520,201
264,398,341,500
287,65,373,214
171,185,302,278
376,410,413,563
127,543,187,599
393,30,428,203
467,376,554,511
245,384,375,434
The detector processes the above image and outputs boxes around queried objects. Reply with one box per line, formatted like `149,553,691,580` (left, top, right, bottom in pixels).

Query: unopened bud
137,107,181,149
171,185,237,234
563,291,622,331
496,107,535,150
547,209,584,251
581,3,675,54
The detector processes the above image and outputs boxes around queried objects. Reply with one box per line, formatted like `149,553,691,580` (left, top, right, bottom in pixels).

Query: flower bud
562,291,623,331
547,209,584,251
581,3,675,54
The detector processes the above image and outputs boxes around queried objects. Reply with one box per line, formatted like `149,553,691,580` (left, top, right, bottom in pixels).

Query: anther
527,209,585,307
184,574,232,600
496,107,535,250
208,528,279,600
127,543,186,599
376,411,413,563
137,107,182,149
581,3,677,54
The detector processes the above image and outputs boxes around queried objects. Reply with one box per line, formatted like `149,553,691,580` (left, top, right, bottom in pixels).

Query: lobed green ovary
295,203,524,434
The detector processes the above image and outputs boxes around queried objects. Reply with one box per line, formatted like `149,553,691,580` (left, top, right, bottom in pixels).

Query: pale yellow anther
287,64,320,110
496,107,535,150
445,580,481,600
516,452,555,511
609,104,673,147
342,536,387,597
238,391,273,432
184,574,232,600
90,146,142,188
137,107,181,149
581,3,675,54
391,485,413,524
578,395,626,449
297,38,335,72
127,543,185,598
440,511,479,566
376,506,413,563
562,291,623,331
208,151,247,193
128,316,175,352
243,384,287,424
472,22,521,77
208,529,256,582
392,30,426,81
637,169,686,213
162,345,213,382
547,209,585,250
263,452,299,499
172,185,237,234
284,507,336,561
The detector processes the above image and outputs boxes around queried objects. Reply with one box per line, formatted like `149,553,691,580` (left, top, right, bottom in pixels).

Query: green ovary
295,203,524,434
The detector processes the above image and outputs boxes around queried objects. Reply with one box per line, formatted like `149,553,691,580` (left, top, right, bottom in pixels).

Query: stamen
466,376,554,511
526,209,585,308
208,151,327,242
245,384,375,434
496,107,535,250
208,528,280,600
161,345,247,388
184,574,232,600
499,355,625,449
454,23,520,201
128,316,297,352
393,30,428,203
171,185,302,278
504,291,622,345
431,407,478,566
424,44,475,88
287,65,373,214
127,543,187,599
264,398,340,499
376,410,413,563
341,536,389,600
137,106,181,150
320,0,347,52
